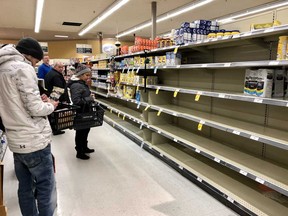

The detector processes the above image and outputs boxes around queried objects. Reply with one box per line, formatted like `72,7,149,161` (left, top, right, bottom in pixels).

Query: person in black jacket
45,61,70,135
68,64,95,160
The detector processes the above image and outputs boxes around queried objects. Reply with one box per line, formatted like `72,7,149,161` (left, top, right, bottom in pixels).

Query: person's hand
41,94,48,102
46,98,59,109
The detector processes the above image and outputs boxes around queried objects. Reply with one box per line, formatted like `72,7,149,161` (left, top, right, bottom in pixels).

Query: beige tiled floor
3,122,238,216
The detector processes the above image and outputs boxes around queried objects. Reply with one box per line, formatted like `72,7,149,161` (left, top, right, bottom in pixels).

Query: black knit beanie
16,37,44,61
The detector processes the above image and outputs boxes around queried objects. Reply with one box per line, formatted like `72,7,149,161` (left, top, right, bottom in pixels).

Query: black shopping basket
50,104,78,131
73,103,105,130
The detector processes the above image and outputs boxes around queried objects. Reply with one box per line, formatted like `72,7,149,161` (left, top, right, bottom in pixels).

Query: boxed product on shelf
244,69,273,98
166,52,182,66
276,36,288,60
273,69,285,97
256,69,273,98
143,76,158,85
123,85,136,99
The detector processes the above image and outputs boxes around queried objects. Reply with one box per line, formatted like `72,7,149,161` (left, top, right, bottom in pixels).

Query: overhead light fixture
116,0,213,38
54,35,69,38
217,0,288,24
35,0,45,33
79,0,129,36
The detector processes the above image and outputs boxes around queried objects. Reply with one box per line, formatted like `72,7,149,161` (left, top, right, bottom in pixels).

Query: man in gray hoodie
0,38,58,216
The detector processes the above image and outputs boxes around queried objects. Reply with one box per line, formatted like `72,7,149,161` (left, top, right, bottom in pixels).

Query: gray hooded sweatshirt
0,44,54,153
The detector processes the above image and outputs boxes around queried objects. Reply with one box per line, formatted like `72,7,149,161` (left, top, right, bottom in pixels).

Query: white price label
286,103,288,107
157,131,161,134
163,66,167,68
195,149,200,153
140,142,144,148
214,157,220,163
269,61,280,65
243,32,252,37
173,138,178,142
137,103,140,109
197,177,203,182
254,98,263,103
176,65,181,68
172,112,178,116
179,165,184,170
149,146,153,149
154,66,158,74
122,68,125,73
140,123,143,130
240,170,248,176
201,64,207,67
160,153,163,157
136,67,140,74
250,135,259,141
255,177,265,184
219,94,225,98
211,37,218,41
227,197,234,203
197,91,203,95
264,27,274,33
232,130,240,135
233,34,240,39
147,125,150,128
224,63,231,67
196,40,202,44
200,120,206,125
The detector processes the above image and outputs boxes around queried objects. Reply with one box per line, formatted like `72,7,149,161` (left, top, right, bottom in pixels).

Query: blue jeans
13,144,57,216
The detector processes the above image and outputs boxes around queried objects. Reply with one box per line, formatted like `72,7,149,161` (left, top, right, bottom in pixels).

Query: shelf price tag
219,94,225,98
197,177,203,182
173,138,178,142
136,85,140,91
250,135,259,141
122,115,126,120
174,46,179,54
156,87,160,94
198,120,205,131
127,67,130,73
122,67,125,73
144,104,150,111
140,141,144,149
233,34,241,39
239,170,248,176
174,89,180,97
136,67,140,74
140,123,143,129
232,130,240,135
264,27,274,33
254,98,263,103
195,91,202,102
118,112,120,118
158,130,161,134
154,66,158,74
224,63,231,67
214,157,220,163
157,109,163,116
195,149,201,153
286,103,288,107
255,177,265,184
137,103,141,109
269,61,280,65
227,197,234,203
178,165,183,170
110,109,113,113
176,65,181,68
201,64,207,67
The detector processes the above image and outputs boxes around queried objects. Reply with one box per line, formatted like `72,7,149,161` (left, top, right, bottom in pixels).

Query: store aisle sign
76,44,92,54
39,42,48,53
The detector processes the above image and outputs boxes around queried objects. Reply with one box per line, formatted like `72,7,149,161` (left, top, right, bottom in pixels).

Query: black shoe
76,153,90,160
84,148,95,153
53,130,65,135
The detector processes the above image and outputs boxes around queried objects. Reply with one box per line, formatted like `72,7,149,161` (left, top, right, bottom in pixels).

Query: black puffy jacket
68,78,94,112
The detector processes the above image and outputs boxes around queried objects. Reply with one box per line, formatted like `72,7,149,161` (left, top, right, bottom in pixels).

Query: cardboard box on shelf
273,69,285,98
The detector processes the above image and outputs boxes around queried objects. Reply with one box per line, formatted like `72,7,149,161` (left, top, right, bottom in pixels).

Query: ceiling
0,0,277,42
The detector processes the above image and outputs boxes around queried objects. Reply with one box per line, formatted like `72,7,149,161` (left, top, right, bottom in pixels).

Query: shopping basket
49,104,78,131
73,103,105,130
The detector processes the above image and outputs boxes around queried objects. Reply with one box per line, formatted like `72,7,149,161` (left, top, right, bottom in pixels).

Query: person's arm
16,65,57,116
37,65,45,79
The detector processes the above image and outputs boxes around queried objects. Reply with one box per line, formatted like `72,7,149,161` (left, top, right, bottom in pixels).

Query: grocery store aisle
3,122,237,216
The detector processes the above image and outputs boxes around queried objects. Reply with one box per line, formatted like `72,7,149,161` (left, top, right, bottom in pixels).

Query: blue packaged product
181,22,190,28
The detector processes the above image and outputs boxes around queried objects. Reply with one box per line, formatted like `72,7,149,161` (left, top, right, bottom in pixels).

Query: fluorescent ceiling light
54,35,69,38
217,0,288,24
79,0,129,36
117,0,213,38
35,0,45,33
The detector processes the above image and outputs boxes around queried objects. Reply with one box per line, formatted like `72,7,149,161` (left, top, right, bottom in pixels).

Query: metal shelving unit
93,24,288,215
102,103,288,216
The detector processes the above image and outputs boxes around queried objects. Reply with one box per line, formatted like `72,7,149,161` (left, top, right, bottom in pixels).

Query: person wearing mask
68,64,95,160
37,55,51,79
0,37,58,216
45,61,70,135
